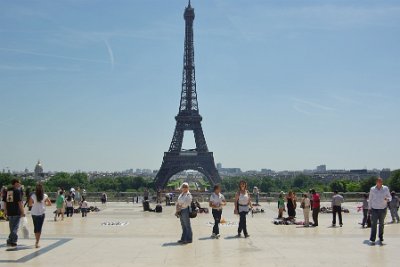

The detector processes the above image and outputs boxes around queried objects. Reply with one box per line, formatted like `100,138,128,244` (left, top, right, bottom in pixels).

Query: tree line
1,169,399,193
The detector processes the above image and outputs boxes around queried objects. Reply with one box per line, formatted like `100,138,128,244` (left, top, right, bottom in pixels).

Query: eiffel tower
154,1,221,189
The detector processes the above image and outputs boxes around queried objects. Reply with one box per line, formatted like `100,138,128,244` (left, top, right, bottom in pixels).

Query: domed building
34,160,44,180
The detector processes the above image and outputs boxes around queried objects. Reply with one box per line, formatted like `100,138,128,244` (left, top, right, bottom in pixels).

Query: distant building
316,165,327,172
380,168,391,180
34,160,44,180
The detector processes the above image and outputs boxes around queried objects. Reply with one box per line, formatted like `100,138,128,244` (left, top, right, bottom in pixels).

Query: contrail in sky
104,39,115,70
0,47,109,64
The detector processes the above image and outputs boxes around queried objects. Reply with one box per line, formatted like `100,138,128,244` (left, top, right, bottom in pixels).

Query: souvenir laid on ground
206,218,238,227
320,206,350,214
101,221,129,227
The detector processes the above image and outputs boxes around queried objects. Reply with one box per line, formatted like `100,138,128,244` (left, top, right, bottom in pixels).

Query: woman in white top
234,180,252,238
175,182,193,244
209,184,226,238
65,195,74,217
301,194,311,227
28,183,51,248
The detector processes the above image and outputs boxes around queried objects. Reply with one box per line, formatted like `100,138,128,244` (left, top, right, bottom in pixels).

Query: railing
47,192,368,203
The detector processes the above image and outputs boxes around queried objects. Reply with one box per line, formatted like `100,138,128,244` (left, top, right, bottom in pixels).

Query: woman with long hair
234,180,252,238
286,191,296,219
28,183,51,248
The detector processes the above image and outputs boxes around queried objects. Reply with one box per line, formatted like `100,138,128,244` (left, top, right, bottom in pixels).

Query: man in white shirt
368,177,391,245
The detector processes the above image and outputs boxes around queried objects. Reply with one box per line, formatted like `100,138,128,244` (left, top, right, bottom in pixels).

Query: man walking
369,177,391,245
388,191,399,224
310,189,320,227
331,191,344,227
2,179,25,247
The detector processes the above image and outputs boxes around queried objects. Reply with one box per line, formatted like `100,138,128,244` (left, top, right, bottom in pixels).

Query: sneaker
332,224,336,227
177,240,184,243
216,234,220,239
244,234,250,238
340,224,343,227
236,234,241,238
369,240,375,246
6,241,12,247
211,233,216,238
10,243,17,247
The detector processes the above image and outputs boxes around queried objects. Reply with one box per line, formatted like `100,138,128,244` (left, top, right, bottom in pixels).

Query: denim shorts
32,214,45,233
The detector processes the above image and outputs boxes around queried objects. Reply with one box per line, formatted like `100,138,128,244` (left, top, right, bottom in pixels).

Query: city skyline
1,0,400,172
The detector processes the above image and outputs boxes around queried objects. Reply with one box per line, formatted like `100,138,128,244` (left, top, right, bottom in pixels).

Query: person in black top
2,179,25,247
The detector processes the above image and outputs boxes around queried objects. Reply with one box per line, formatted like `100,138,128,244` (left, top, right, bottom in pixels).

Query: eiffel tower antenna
154,1,221,189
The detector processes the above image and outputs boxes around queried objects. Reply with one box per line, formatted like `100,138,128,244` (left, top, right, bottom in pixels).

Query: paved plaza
1,201,399,267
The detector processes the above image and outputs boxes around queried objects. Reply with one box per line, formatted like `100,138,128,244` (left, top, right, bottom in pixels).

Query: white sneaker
211,233,216,238
216,234,220,239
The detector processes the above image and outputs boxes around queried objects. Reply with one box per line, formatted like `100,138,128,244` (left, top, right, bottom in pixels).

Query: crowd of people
173,177,399,246
1,177,399,248
0,180,94,248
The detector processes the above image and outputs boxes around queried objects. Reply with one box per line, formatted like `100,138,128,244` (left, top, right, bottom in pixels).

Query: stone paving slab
1,201,399,267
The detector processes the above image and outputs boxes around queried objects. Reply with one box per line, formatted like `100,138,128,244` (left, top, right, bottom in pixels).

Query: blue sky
1,0,399,172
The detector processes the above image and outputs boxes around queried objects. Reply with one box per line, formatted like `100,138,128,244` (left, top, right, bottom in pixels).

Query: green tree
360,176,378,193
0,173,13,187
389,169,400,192
329,180,348,192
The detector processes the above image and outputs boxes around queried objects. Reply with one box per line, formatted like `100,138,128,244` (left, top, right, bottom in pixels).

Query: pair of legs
66,207,74,217
54,208,64,221
370,208,387,242
361,209,369,227
32,214,45,248
303,208,310,227
332,206,343,226
212,209,222,236
179,208,192,243
312,207,320,226
389,207,399,223
238,211,249,237
7,216,21,246
81,208,87,217
278,208,284,219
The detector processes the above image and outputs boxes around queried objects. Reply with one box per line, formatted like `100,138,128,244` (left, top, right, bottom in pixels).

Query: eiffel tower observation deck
154,1,221,189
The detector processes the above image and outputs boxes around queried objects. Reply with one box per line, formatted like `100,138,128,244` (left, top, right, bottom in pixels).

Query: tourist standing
311,189,320,227
65,195,74,217
209,184,226,239
80,196,89,217
301,194,311,227
332,191,344,227
234,180,252,238
101,193,107,205
388,191,399,223
28,183,51,248
175,182,193,244
54,190,65,221
286,191,296,219
368,177,391,245
144,188,149,201
278,192,285,219
253,186,260,205
361,194,369,228
2,179,25,247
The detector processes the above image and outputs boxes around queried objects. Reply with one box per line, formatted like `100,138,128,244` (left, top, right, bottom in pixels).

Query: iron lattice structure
154,1,221,189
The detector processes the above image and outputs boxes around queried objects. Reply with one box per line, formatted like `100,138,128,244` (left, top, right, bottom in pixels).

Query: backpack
155,204,162,213
189,201,198,218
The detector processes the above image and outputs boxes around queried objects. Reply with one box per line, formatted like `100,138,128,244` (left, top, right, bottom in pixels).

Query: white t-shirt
80,201,88,209
31,193,48,216
238,191,250,213
177,192,192,209
210,192,225,210
66,200,74,208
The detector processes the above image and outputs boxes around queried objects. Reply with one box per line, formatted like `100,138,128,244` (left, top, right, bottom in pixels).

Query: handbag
189,201,198,218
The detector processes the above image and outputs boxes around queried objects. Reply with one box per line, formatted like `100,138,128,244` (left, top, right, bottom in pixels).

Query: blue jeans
8,216,21,244
370,208,387,242
179,208,192,242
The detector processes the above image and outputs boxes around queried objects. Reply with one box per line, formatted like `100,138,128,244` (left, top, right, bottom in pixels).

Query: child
209,184,226,239
80,196,88,217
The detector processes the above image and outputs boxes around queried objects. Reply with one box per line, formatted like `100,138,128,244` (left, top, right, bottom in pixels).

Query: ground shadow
198,237,213,241
162,242,182,247
224,235,239,240
6,245,33,251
